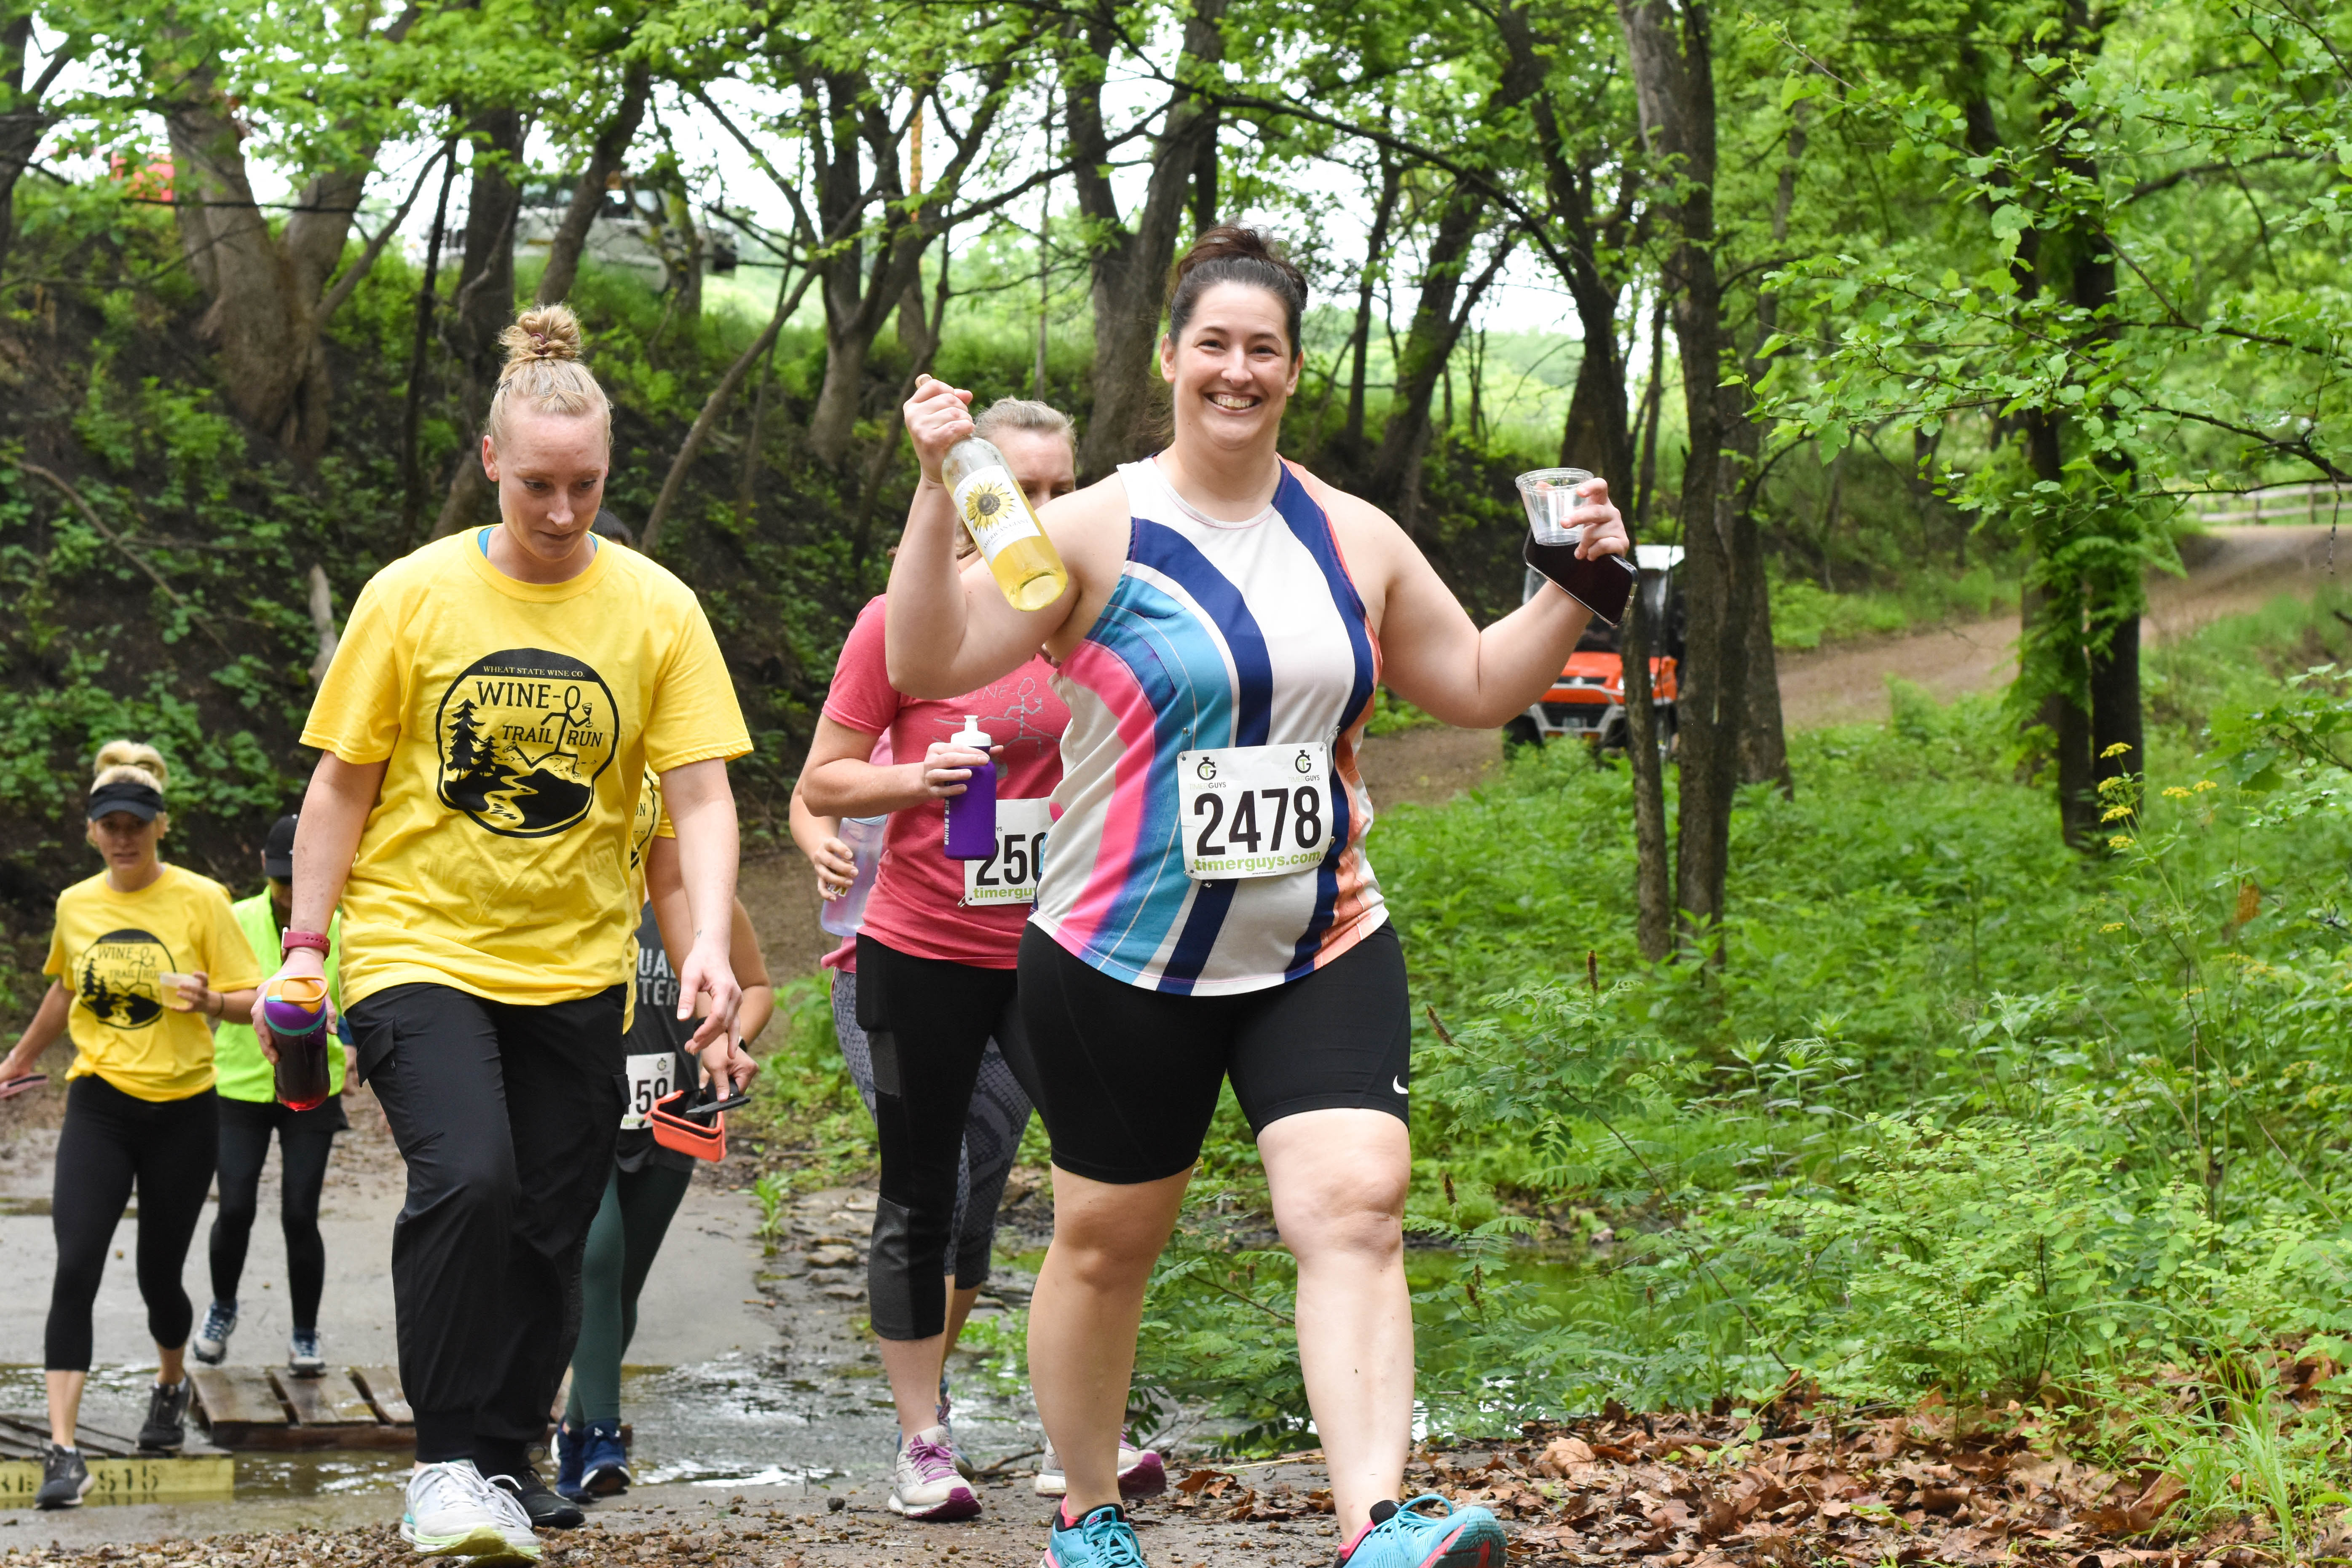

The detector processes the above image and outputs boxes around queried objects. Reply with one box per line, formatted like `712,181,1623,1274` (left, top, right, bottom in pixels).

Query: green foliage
1129,606,2352,1447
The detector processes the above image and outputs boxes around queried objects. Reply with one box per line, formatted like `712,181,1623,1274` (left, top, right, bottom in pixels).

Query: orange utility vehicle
1507,544,1686,752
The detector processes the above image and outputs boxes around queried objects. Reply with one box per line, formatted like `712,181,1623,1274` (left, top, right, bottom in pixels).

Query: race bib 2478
1176,743,1331,880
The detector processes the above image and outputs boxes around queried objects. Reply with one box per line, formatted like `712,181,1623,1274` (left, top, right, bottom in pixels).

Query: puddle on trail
0,1340,1046,1504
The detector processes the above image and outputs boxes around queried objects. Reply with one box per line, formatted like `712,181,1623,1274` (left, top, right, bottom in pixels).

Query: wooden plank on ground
0,1455,233,1509
187,1367,289,1446
0,1414,137,1459
351,1366,413,1427
271,1370,378,1428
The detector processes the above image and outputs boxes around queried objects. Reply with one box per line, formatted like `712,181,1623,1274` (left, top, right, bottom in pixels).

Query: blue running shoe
1043,1502,1149,1568
579,1418,631,1497
1335,1496,1506,1568
552,1420,590,1504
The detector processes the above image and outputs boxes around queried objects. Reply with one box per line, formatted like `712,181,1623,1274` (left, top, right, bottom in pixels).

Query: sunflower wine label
951,464,1043,563
941,435,1071,612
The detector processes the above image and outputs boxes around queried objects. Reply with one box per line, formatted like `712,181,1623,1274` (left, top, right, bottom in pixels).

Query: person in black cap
190,812,353,1377
0,740,260,1508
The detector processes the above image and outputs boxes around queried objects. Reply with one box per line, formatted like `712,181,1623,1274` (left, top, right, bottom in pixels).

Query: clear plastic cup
1516,468,1595,546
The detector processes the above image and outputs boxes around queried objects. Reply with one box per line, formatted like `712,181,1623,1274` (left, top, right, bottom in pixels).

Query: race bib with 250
963,798,1054,906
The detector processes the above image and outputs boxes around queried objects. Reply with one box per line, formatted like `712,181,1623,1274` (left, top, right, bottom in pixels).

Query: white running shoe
1035,1435,1168,1499
888,1424,981,1521
399,1460,542,1561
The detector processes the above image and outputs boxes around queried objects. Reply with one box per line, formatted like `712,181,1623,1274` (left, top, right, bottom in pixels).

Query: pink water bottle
941,715,998,860
265,976,332,1112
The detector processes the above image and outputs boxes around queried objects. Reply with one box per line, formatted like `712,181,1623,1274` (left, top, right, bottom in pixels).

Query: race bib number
1176,742,1331,880
963,798,1054,906
621,1051,678,1130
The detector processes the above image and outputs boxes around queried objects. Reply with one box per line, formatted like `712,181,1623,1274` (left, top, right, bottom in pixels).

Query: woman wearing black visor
0,740,260,1508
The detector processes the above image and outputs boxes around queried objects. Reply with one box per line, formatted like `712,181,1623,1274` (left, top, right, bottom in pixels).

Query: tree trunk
1618,0,1748,954
0,13,74,278
1341,155,1402,458
433,109,529,539
1365,188,1511,528
151,11,421,461
642,263,817,553
806,67,1009,466
1068,0,1230,479
401,145,459,542
538,60,650,307
806,72,888,465
163,62,315,450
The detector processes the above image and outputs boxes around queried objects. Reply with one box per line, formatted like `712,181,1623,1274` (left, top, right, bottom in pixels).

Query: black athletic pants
47,1076,217,1370
349,983,626,1469
855,934,1024,1341
209,1094,345,1332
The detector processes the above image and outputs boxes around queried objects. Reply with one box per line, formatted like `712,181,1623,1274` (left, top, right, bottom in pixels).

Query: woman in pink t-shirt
795,399,1093,1523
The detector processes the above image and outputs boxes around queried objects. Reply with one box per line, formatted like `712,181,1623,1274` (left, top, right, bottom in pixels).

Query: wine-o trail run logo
77,928,172,1029
436,648,620,837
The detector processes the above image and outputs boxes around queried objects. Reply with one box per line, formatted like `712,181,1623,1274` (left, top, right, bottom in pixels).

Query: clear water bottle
820,815,886,937
942,437,1070,611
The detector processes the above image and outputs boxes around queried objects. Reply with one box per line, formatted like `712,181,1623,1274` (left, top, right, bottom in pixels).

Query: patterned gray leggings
829,967,1033,1288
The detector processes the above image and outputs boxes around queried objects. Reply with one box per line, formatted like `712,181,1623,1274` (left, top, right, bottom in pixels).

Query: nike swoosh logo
1392,1076,1409,1096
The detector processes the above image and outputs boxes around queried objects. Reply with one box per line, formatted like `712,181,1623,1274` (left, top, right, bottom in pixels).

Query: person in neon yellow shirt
192,812,351,1378
0,741,261,1509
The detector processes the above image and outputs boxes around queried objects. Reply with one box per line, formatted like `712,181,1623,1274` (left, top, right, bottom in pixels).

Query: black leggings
856,934,1026,1341
209,1095,344,1332
47,1076,218,1371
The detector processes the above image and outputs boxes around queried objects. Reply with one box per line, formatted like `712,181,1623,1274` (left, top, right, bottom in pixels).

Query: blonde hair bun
498,306,587,374
92,739,169,793
487,304,611,448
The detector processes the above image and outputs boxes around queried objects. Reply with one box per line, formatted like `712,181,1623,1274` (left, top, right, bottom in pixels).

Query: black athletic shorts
1010,921,1409,1184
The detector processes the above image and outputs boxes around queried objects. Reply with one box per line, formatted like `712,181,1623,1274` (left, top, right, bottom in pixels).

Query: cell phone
1524,532,1638,626
683,1092,753,1122
0,1073,48,1101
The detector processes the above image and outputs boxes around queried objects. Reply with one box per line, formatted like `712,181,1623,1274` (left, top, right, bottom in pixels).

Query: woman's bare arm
883,375,1083,699
661,760,744,1078
252,753,385,1056
0,981,70,1080
1327,476,1630,729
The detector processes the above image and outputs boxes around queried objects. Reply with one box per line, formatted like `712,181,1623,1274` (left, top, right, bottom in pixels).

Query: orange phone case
650,1087,726,1162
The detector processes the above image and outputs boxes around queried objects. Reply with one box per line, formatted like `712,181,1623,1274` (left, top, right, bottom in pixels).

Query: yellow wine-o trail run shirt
301,533,750,1008
43,864,262,1101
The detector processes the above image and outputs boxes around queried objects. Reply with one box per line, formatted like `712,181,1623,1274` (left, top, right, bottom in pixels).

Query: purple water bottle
265,975,332,1112
942,715,998,860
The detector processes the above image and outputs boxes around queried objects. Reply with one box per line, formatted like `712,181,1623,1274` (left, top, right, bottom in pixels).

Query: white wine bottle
941,436,1070,611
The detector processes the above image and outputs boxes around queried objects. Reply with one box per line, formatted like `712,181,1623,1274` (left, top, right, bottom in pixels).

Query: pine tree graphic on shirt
76,930,170,1028
434,648,620,837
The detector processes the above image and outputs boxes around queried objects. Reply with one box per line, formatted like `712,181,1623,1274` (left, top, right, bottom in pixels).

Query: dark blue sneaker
579,1418,631,1497
1045,1502,1148,1568
1334,1496,1506,1568
553,1420,590,1504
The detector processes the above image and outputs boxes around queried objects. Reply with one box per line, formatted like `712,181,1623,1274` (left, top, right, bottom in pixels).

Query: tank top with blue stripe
1030,457,1386,994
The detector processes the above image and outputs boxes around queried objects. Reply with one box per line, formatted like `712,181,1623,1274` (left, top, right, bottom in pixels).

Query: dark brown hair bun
1167,225,1308,357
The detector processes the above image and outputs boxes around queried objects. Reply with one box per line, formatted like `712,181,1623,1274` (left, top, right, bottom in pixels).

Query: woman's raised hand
905,375,976,485
1569,478,1631,562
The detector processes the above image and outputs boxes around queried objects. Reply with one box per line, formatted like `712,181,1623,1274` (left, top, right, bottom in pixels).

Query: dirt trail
1777,523,2343,730
1350,523,2348,806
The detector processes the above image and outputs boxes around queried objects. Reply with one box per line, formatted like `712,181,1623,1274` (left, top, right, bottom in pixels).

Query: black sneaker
138,1379,190,1450
37,1442,91,1509
490,1466,585,1530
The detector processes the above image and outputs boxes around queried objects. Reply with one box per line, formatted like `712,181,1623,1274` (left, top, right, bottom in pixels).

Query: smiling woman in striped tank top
887,226,1630,1568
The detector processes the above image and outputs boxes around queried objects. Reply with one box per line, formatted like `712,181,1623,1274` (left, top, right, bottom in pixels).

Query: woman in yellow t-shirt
251,305,752,1560
0,741,260,1509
